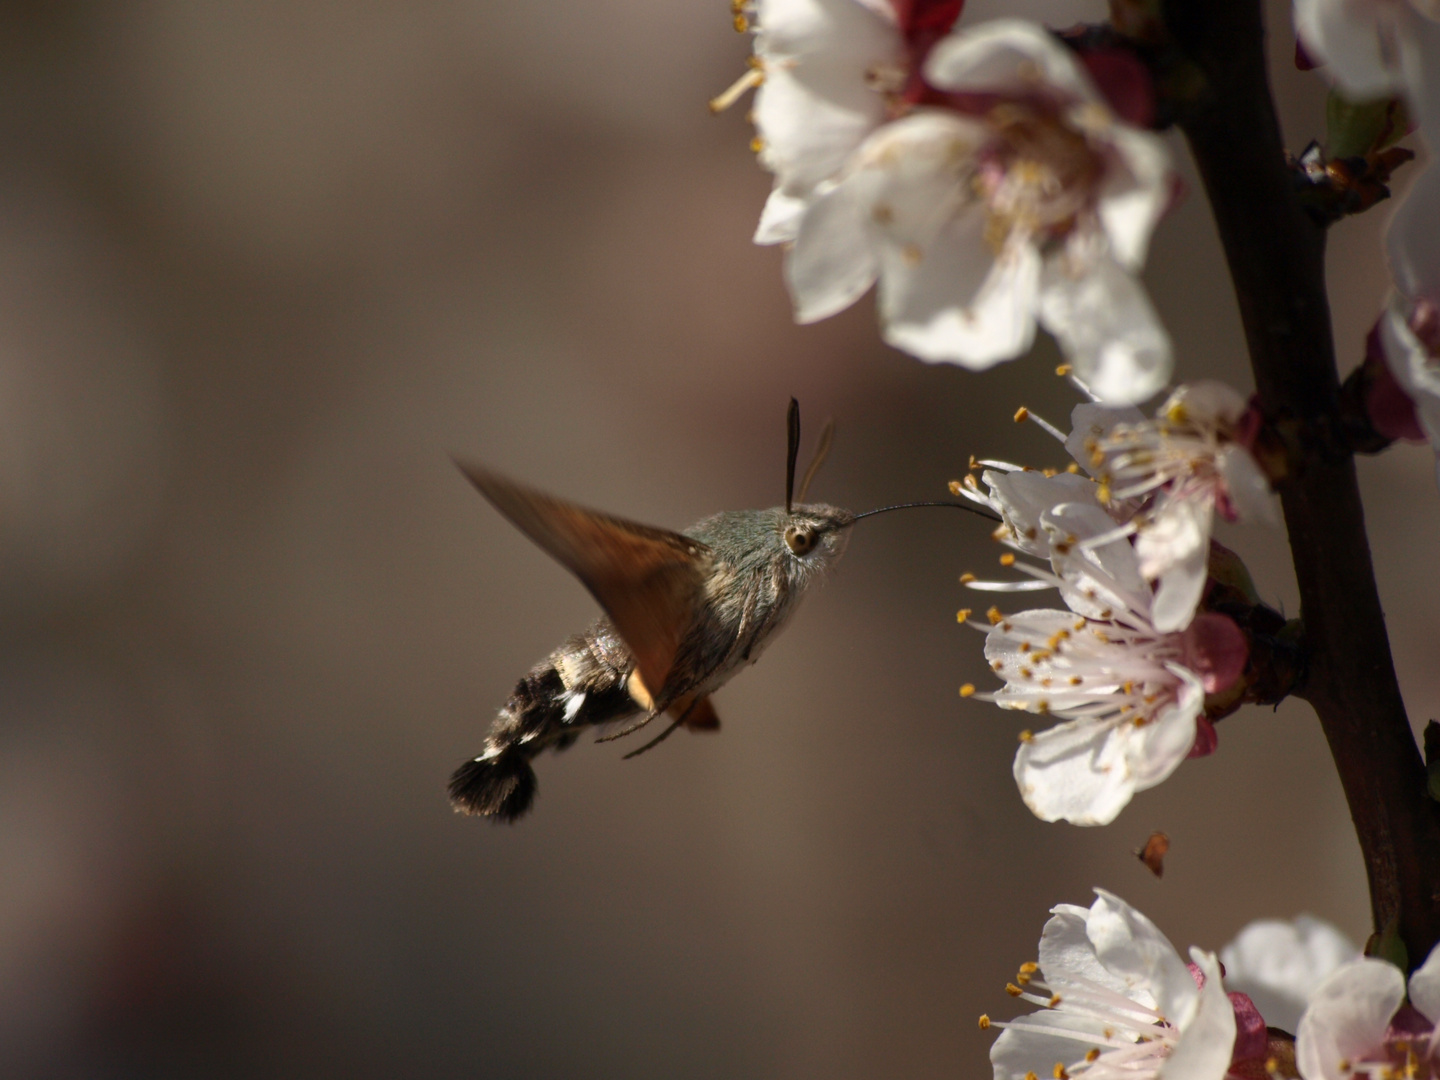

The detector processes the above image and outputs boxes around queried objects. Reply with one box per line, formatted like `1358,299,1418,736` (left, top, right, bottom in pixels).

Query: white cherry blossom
967,498,1246,825
1065,387,1278,634
987,890,1236,1080
782,19,1175,403
1220,916,1360,1034
1295,946,1440,1080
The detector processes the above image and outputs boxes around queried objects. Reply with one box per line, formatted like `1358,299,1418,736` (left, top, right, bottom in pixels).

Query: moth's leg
619,718,684,760
594,710,659,743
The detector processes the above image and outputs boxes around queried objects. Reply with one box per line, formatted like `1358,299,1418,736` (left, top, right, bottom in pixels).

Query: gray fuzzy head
686,502,854,587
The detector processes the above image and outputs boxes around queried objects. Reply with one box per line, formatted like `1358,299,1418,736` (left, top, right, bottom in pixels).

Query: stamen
709,66,764,113
960,684,976,697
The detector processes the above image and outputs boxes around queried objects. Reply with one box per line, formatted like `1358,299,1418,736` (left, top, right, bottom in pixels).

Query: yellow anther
960,684,976,698
749,134,765,153
949,479,964,495
1066,462,1080,473
1054,1064,1069,1080
1020,642,1031,653
1085,1049,1101,1063
1018,962,1038,974
1014,406,1030,423
1026,1073,1039,1080
1037,700,1050,713
978,1014,992,1029
961,572,977,584
992,660,1004,672
733,13,749,31
1265,1059,1280,1076
987,607,1004,625
1019,667,1033,679
1048,995,1062,1007
969,454,979,470
1122,681,1135,695
1006,983,1024,997
957,608,973,623
1019,730,1034,742
1042,467,1057,478
1056,364,1073,376
1069,676,1082,686
1074,619,1086,631
1000,552,1016,567
1016,971,1031,984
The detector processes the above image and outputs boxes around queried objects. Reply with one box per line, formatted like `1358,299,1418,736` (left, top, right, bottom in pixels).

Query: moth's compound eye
784,525,815,555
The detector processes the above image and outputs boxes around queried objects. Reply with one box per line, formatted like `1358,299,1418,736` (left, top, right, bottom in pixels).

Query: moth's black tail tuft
448,751,537,822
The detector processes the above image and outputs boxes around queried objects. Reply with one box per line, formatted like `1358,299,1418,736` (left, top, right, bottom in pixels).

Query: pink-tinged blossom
987,890,1237,1080
1220,916,1360,1035
1065,386,1279,634
966,493,1246,825
781,19,1176,403
1293,0,1440,127
1295,946,1440,1080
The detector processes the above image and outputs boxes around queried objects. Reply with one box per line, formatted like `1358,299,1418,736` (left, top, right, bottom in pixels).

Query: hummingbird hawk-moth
450,400,990,822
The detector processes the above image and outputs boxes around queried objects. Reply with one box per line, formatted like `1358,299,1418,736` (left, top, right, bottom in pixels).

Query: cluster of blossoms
953,387,1275,825
719,1,1177,403
710,3,1440,1079
987,892,1440,1080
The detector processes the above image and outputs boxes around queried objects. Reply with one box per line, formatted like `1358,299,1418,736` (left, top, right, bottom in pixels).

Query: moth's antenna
785,397,801,515
853,500,1002,524
796,418,834,504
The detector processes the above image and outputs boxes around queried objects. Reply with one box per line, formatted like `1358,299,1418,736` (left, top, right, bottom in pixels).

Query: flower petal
1408,943,1440,1024
923,18,1099,103
1014,717,1140,825
1038,902,1140,1002
881,228,1041,369
1096,124,1173,273
1220,916,1359,1036
1296,958,1406,1080
990,1009,1118,1080
1157,950,1236,1080
786,182,879,323
1065,403,1148,471
1136,496,1211,633
1216,445,1279,525
1125,667,1203,790
1293,0,1408,101
1039,250,1171,406
986,469,1104,555
1088,890,1197,1025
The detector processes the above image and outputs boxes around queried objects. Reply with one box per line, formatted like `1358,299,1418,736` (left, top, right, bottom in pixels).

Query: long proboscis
853,500,1002,524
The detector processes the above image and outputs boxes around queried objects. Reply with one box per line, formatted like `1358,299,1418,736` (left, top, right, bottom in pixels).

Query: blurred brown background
0,0,1430,1076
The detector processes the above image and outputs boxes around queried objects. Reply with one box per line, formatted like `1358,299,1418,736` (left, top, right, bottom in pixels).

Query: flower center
973,105,1103,252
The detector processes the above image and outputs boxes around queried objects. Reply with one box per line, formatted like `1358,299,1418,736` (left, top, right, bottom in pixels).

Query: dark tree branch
1164,0,1440,963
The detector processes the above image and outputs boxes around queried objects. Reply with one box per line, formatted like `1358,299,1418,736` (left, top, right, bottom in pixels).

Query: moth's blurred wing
456,461,712,701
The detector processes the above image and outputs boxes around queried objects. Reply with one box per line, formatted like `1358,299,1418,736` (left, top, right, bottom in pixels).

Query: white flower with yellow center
782,19,1175,403
965,497,1246,825
986,890,1236,1080
1066,385,1278,634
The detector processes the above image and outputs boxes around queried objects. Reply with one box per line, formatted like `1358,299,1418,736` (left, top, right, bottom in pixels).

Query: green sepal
1327,91,1410,158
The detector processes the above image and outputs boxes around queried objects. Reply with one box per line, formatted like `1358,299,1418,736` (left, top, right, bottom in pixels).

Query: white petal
1044,502,1152,620
786,181,879,323
986,469,1106,554
1125,668,1203,790
923,18,1099,104
1039,250,1171,406
1160,380,1249,427
1159,950,1237,1080
882,230,1042,368
990,1011,1119,1080
1409,943,1440,1023
755,184,811,245
1220,916,1360,1035
1013,717,1139,825
1217,445,1279,525
1296,958,1406,1080
1038,903,1141,1002
1388,163,1440,305
986,609,1082,671
1087,890,1196,1024
1135,496,1212,633
755,0,899,66
753,62,890,197
1293,0,1407,100
1096,125,1173,272
1066,403,1148,469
